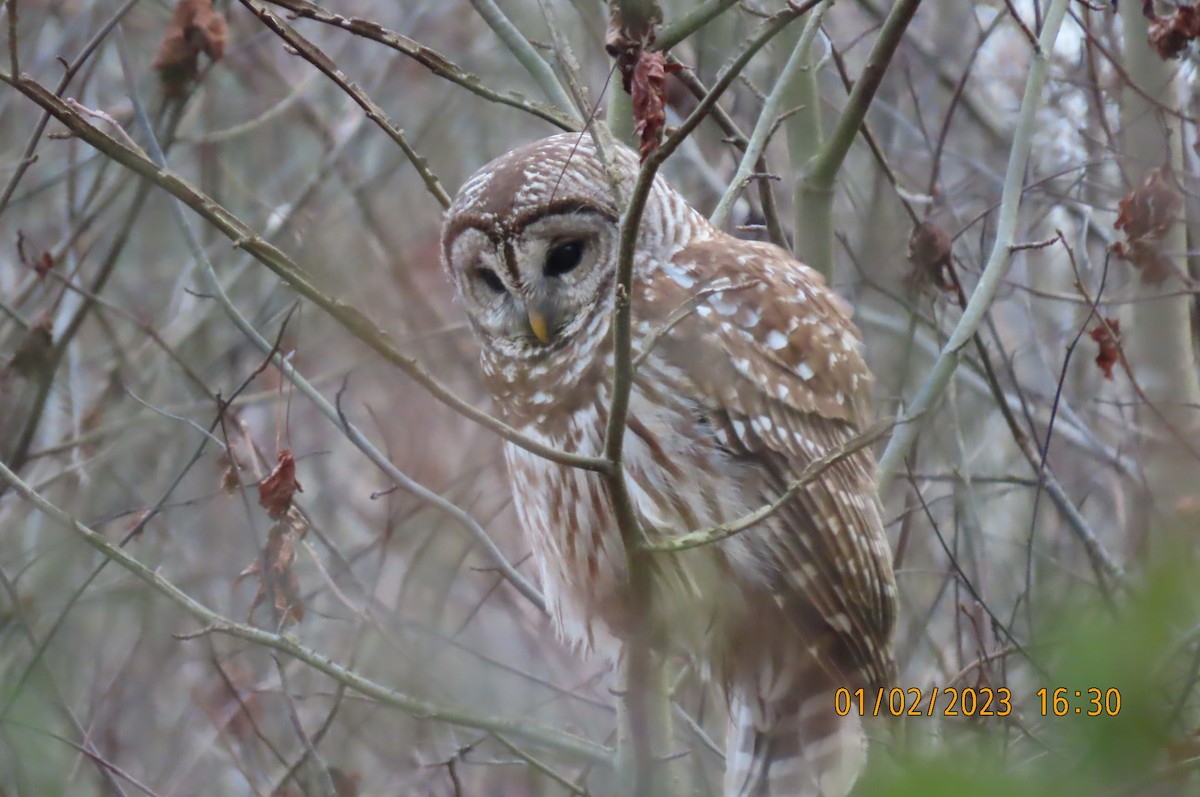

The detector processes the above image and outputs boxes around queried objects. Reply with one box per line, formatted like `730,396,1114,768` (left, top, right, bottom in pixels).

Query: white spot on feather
663,264,696,289
709,295,739,316
765,330,788,350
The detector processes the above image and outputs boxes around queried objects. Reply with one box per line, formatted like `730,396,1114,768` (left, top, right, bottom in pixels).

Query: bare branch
0,457,612,764
0,70,609,473
239,0,451,209
877,0,1072,490
262,0,579,130
641,417,905,553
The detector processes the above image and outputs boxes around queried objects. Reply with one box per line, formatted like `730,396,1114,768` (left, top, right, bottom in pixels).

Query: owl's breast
502,366,756,662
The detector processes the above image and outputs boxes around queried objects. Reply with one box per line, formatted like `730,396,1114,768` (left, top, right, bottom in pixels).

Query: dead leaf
1148,3,1200,59
35,251,53,278
1088,317,1122,381
330,767,362,797
605,8,641,89
1113,167,1181,284
15,234,54,279
906,221,956,293
219,454,242,494
239,519,305,626
605,7,681,162
258,449,302,519
153,0,228,98
2,314,54,384
630,52,682,162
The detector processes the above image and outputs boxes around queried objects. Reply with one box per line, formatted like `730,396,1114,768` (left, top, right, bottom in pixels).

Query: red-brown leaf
153,0,228,98
258,449,302,519
1112,167,1181,284
1149,4,1200,59
1088,317,1122,381
2,313,54,383
219,454,242,494
907,221,956,293
240,519,305,626
35,251,53,279
630,51,681,162
330,768,363,797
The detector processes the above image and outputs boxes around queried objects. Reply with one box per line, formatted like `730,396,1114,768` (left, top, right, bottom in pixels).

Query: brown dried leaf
126,509,152,536
17,232,56,279
1088,317,1122,381
1113,167,1181,284
606,4,660,89
242,519,305,626
906,221,956,293
1148,3,1200,59
258,449,302,519
2,314,54,383
153,0,228,98
35,251,53,279
330,767,363,797
219,454,241,494
630,52,681,162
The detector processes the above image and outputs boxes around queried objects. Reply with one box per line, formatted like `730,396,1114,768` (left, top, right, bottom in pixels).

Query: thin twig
653,0,740,52
711,1,828,229
877,0,1072,491
0,69,610,473
261,0,578,130
0,0,140,216
117,58,548,614
5,0,17,78
794,0,923,276
0,458,612,763
466,0,579,119
602,5,823,793
239,0,451,208
641,417,905,552
0,566,133,797
633,278,755,369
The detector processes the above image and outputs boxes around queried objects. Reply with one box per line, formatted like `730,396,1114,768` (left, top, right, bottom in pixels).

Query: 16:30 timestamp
1037,687,1121,716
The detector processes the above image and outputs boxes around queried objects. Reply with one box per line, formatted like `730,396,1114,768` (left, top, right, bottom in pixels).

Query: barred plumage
441,133,896,796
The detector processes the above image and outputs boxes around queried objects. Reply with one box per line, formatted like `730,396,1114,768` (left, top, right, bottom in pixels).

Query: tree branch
0,457,610,764
876,0,1071,491
793,0,922,277
0,69,611,474
261,0,579,131
466,0,580,120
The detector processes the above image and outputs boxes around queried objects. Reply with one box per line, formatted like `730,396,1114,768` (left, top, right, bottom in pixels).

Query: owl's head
440,133,678,362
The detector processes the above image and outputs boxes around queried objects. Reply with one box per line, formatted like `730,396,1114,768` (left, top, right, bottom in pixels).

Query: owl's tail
724,684,867,797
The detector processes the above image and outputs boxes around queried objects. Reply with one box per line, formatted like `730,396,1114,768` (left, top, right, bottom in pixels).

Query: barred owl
441,133,896,797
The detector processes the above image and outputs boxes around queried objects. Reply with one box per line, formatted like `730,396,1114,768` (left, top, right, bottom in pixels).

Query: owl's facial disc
447,209,615,357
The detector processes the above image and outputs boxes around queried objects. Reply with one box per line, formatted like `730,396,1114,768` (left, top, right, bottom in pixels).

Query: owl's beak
527,308,552,344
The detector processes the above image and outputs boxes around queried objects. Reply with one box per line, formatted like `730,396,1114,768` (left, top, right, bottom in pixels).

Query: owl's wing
646,237,896,690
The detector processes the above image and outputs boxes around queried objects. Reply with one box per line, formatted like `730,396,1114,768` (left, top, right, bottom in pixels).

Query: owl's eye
474,267,507,294
544,239,586,277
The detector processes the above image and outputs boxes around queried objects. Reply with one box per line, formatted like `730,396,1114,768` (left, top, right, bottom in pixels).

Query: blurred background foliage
1,0,1199,794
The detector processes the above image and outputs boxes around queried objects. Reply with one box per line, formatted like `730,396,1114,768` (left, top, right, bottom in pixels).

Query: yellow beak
528,309,552,344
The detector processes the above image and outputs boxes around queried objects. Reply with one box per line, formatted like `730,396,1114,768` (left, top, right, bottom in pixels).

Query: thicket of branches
2,0,1200,795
